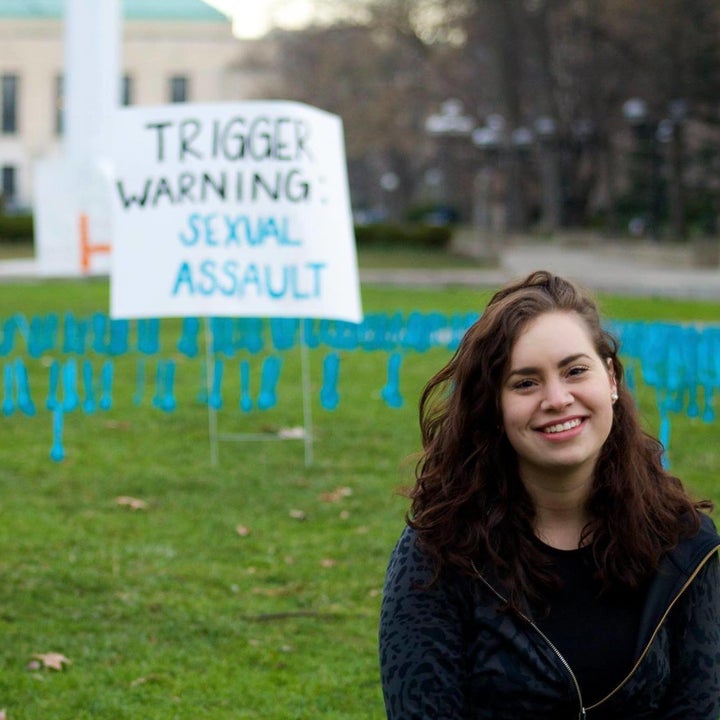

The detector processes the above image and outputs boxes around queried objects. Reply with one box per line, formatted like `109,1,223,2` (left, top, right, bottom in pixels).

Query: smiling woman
500,311,618,549
379,270,720,720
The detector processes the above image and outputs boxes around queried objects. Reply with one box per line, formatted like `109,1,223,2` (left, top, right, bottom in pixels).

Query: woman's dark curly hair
408,270,711,613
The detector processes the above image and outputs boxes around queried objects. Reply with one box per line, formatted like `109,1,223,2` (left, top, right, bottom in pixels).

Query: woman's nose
540,381,574,411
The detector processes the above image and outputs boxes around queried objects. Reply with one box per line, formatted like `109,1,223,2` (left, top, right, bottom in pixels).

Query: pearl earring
611,392,619,403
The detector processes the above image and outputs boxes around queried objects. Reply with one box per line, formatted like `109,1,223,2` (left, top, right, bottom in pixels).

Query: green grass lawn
0,277,718,719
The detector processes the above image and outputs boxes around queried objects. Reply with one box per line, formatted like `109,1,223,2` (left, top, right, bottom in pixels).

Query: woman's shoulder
386,525,429,574
673,512,720,572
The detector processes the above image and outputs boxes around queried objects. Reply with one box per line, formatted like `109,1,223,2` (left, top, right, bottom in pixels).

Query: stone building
0,0,277,211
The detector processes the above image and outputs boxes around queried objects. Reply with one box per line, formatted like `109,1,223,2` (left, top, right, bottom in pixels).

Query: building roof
0,0,229,22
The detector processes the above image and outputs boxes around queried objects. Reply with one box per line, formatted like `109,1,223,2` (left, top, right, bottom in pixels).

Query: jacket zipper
585,543,720,711
527,620,587,720
470,562,587,719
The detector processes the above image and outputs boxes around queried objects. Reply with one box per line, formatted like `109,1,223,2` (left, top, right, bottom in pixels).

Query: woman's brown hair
409,270,711,613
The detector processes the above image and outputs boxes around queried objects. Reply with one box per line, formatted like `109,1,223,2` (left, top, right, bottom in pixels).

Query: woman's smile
535,416,585,437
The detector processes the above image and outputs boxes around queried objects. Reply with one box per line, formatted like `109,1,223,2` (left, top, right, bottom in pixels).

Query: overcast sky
202,0,316,38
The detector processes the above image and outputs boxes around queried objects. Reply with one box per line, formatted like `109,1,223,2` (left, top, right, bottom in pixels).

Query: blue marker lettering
278,217,301,246
199,259,217,295
266,265,288,298
243,263,261,295
225,215,241,246
204,214,219,246
179,213,202,246
172,261,195,295
220,260,238,296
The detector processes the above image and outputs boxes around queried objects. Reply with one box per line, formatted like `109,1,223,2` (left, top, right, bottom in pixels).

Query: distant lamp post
622,97,662,240
470,118,505,261
425,99,476,223
662,99,689,240
472,123,502,235
534,115,561,231
379,171,400,221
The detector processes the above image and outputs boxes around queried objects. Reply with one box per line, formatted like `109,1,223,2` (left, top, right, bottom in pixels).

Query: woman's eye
513,379,536,390
568,365,589,377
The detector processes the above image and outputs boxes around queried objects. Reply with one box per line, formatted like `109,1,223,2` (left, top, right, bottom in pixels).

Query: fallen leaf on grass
278,426,305,439
288,509,307,521
236,524,251,537
115,496,148,511
320,558,337,568
31,652,72,671
130,673,169,687
104,420,131,430
319,486,353,503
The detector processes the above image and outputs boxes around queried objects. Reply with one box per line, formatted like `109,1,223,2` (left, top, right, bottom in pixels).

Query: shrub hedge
353,222,452,250
0,213,33,242
0,214,453,250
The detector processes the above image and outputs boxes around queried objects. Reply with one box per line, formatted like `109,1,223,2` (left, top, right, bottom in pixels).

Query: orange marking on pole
80,213,90,272
79,213,111,274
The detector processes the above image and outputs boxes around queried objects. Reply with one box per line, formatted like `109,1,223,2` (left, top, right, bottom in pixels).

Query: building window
122,74,133,106
1,74,18,133
1,165,17,209
55,75,63,135
169,75,188,103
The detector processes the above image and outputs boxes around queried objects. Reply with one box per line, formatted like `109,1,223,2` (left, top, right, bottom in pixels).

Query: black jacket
379,515,720,719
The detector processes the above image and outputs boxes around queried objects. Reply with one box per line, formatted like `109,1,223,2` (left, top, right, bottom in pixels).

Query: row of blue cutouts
2,352,402,418
2,312,719,463
0,312,479,357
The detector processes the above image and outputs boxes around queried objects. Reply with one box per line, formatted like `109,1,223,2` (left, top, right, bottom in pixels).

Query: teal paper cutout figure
239,318,264,354
257,356,282,410
99,361,113,410
160,361,175,412
28,313,58,358
0,316,17,356
62,312,87,354
302,318,320,349
50,407,64,462
62,359,80,412
82,359,96,413
320,353,340,410
177,317,200,358
14,358,35,416
2,363,15,415
91,312,108,354
109,319,129,356
209,359,224,410
239,360,253,412
153,361,175,411
138,318,160,355
46,359,60,410
381,353,403,408
270,318,298,351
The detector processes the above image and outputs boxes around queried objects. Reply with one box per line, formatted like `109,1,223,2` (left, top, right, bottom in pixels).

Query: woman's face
500,311,617,484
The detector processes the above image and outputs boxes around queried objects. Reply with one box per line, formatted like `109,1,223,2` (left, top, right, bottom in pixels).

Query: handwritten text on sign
109,101,362,322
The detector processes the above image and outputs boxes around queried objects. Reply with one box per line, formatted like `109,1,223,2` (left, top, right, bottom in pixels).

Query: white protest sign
109,101,363,323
